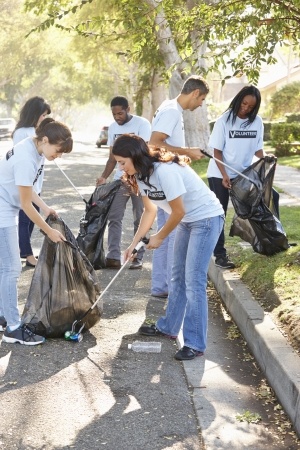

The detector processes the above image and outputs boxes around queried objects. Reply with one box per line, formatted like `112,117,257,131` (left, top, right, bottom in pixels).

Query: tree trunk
144,0,210,148
149,72,168,118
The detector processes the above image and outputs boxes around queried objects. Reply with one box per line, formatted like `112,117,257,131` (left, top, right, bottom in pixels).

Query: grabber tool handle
201,148,253,182
200,149,213,158
89,237,149,311
132,237,150,254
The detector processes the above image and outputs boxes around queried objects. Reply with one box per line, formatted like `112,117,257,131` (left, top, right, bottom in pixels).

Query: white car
0,118,16,140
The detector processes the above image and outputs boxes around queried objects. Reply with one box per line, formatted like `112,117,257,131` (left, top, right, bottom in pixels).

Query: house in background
210,45,300,116
258,47,300,111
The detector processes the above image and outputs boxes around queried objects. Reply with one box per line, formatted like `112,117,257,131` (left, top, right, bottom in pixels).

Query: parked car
0,118,16,140
96,126,109,147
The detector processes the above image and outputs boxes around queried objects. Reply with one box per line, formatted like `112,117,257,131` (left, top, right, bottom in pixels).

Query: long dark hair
36,118,73,154
226,85,261,127
12,96,51,136
112,134,190,193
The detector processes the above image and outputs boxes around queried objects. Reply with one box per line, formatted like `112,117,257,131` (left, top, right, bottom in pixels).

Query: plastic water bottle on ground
128,341,162,353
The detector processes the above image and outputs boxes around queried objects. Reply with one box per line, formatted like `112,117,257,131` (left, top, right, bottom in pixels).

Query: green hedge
263,121,272,141
286,113,300,123
270,122,300,157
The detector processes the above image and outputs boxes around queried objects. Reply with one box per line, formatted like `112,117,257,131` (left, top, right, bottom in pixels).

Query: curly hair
112,134,190,194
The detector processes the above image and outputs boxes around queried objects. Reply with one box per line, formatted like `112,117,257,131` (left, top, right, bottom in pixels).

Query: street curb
208,259,300,436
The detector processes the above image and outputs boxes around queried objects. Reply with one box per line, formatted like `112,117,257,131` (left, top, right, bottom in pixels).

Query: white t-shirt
207,111,264,179
108,115,151,180
0,137,44,227
151,98,185,147
13,127,44,194
13,127,35,143
137,162,223,222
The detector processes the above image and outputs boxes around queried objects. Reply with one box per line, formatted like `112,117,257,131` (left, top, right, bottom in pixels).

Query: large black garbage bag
76,180,121,269
21,216,102,338
229,158,289,256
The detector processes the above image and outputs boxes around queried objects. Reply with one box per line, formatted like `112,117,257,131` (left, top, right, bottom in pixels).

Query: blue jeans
151,208,176,295
156,215,224,352
19,203,39,258
107,182,145,260
0,226,22,328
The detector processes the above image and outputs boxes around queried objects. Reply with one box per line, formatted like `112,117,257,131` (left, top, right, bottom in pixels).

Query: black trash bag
21,216,102,338
76,180,121,269
229,158,289,256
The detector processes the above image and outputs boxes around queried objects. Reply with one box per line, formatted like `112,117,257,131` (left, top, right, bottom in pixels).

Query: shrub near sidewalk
192,157,300,351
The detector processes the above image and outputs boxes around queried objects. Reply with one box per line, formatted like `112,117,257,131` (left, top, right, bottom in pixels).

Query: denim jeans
107,182,145,261
0,226,22,328
19,203,39,258
151,207,176,295
208,177,230,257
156,215,224,352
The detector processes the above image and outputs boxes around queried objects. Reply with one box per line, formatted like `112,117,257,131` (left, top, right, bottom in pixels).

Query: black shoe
129,258,143,269
26,260,37,268
105,258,121,269
151,292,168,298
0,316,7,332
138,323,177,340
215,255,235,269
174,346,204,361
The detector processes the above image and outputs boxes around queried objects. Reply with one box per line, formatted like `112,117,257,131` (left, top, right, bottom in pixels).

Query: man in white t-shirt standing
96,96,151,269
149,75,209,297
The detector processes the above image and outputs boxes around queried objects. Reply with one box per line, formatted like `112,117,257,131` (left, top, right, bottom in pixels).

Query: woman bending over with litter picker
112,134,224,361
0,118,73,346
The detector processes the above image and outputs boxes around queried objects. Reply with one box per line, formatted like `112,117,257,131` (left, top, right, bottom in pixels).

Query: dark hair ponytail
36,118,73,154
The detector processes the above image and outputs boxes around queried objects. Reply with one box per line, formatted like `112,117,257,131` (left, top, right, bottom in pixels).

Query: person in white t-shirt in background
96,96,151,269
148,75,209,298
12,96,51,268
207,85,268,269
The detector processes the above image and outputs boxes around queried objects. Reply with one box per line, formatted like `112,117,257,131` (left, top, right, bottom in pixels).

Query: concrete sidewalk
193,163,300,446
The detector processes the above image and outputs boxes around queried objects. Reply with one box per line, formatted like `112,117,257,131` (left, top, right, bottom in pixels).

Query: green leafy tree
23,0,300,145
24,0,300,84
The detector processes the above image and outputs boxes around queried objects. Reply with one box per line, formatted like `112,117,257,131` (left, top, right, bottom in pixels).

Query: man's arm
149,131,204,161
96,146,117,185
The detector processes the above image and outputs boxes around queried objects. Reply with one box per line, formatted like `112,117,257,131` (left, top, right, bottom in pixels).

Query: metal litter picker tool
64,238,149,342
54,160,88,204
201,149,257,184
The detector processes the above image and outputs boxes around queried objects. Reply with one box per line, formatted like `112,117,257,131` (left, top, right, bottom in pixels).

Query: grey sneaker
2,325,45,346
129,258,143,269
0,316,7,332
215,255,235,269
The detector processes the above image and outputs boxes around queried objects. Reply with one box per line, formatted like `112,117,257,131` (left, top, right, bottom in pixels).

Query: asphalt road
0,138,299,449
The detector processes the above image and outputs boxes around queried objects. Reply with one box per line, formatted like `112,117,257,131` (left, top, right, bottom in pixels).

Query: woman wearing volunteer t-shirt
112,134,224,361
207,85,266,269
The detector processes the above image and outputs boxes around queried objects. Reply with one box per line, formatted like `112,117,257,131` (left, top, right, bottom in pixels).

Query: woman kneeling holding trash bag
0,118,73,346
112,134,224,361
